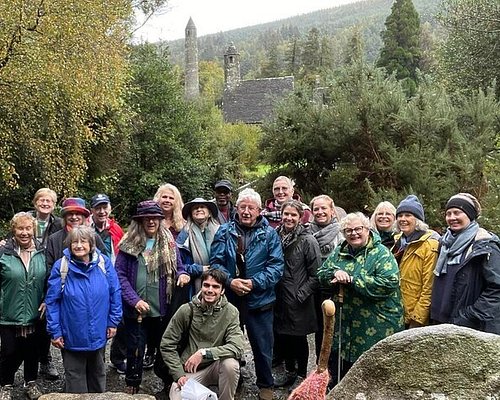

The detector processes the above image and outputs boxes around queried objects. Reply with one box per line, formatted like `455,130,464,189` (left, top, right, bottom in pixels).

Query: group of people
0,176,499,400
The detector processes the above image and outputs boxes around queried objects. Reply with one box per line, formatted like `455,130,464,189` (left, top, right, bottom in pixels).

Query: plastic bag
181,378,218,400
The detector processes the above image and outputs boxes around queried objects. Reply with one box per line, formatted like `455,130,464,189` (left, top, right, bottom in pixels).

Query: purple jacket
115,247,186,318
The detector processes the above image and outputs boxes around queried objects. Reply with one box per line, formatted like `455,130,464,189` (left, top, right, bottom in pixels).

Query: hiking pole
337,284,344,385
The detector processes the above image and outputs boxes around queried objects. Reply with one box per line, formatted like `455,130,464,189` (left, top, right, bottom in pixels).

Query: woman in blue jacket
46,225,122,393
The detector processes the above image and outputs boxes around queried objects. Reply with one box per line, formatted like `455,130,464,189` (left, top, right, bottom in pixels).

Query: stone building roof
222,76,294,124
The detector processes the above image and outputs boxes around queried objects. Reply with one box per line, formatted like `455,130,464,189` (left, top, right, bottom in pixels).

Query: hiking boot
258,387,273,400
143,354,155,369
110,361,127,374
39,361,59,380
0,385,13,400
288,375,305,393
274,370,297,387
25,381,42,400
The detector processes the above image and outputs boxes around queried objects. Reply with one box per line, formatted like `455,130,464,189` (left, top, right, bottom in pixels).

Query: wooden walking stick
337,285,344,384
288,299,336,400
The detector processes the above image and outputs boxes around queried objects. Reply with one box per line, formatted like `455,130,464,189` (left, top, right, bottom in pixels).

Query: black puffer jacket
431,228,500,334
274,225,321,336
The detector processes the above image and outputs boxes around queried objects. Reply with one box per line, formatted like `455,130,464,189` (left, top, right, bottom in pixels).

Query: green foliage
438,0,500,98
377,0,422,94
261,63,500,227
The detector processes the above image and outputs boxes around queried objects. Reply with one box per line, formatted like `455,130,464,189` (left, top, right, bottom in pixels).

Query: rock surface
329,324,500,400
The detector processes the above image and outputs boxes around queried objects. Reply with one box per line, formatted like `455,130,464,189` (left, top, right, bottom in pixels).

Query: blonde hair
370,201,396,233
11,212,36,234
32,188,57,206
153,183,185,232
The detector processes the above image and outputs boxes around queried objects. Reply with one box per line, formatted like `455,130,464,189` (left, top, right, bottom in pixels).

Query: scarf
277,224,300,249
310,220,343,259
185,218,219,265
261,200,282,223
434,221,479,276
120,224,178,303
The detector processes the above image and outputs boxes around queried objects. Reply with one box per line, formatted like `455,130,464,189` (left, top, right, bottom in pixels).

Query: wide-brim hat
61,197,91,218
182,198,218,220
132,200,164,220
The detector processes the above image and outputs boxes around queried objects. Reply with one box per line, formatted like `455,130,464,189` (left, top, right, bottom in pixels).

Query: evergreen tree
377,0,421,94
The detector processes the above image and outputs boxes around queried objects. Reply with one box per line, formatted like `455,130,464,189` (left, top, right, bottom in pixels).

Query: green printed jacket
318,231,404,362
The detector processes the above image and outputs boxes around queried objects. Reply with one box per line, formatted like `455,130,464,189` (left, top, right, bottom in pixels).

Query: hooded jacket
392,230,439,325
431,228,500,334
160,293,244,381
210,216,284,310
0,238,46,326
45,248,122,351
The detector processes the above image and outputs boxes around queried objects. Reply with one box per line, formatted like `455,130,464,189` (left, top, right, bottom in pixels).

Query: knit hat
61,197,91,218
445,193,480,221
132,200,164,220
214,179,233,192
396,195,425,221
91,193,110,208
182,198,218,220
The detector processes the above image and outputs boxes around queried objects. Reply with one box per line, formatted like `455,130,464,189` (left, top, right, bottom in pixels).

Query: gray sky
134,0,360,42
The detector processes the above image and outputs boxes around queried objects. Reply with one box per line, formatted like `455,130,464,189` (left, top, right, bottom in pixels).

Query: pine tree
377,0,421,94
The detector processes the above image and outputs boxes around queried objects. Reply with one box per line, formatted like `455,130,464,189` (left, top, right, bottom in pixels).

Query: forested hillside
165,0,440,75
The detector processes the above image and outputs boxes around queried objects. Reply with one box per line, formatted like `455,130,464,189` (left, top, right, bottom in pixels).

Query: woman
370,201,397,248
431,193,500,333
116,200,190,394
176,198,220,294
318,212,403,385
274,200,321,391
0,213,46,400
45,225,122,393
154,183,185,239
309,195,344,361
393,195,439,328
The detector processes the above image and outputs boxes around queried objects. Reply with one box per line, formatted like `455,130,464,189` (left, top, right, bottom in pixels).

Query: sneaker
39,361,59,380
25,381,42,400
288,375,305,393
274,371,297,387
143,354,155,369
111,361,127,374
0,385,13,400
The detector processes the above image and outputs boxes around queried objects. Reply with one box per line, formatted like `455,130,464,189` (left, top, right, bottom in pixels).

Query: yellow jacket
393,231,439,325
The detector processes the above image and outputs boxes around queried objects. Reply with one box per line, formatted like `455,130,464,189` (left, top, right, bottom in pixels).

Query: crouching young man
160,269,245,400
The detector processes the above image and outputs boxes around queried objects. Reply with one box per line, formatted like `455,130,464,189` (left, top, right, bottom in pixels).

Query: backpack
60,254,106,291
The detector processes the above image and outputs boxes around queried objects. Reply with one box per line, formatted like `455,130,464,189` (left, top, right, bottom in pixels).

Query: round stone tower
184,17,199,100
224,42,241,91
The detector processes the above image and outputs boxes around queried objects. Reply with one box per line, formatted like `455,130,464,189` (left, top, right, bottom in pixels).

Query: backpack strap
60,254,107,291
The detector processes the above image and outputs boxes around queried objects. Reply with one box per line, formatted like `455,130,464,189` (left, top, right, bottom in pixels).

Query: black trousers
0,326,39,385
278,334,309,377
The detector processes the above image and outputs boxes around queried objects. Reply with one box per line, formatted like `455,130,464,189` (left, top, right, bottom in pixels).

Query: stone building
184,17,199,100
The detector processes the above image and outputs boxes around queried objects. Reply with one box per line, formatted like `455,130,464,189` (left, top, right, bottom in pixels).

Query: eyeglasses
343,226,365,236
238,205,258,212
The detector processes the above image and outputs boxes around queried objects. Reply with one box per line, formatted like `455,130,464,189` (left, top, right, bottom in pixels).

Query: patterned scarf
261,200,283,223
434,221,479,276
277,224,299,249
121,224,178,302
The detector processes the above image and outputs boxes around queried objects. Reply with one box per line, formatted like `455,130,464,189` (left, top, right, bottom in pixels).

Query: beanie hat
445,193,480,221
61,197,91,218
396,195,425,221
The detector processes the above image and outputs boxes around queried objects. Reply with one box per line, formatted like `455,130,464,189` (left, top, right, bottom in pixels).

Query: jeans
245,307,274,388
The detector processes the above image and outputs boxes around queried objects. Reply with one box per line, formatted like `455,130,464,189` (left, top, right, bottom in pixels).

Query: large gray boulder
39,393,155,400
329,324,500,400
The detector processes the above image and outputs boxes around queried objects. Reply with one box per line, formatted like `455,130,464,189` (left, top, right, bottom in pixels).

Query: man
89,193,124,263
160,269,244,400
261,176,312,228
210,188,284,400
89,194,126,374
213,179,236,224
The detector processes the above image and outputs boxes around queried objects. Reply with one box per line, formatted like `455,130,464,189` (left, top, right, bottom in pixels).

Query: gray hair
236,188,262,208
273,176,295,189
370,201,396,232
340,212,371,231
65,225,96,254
